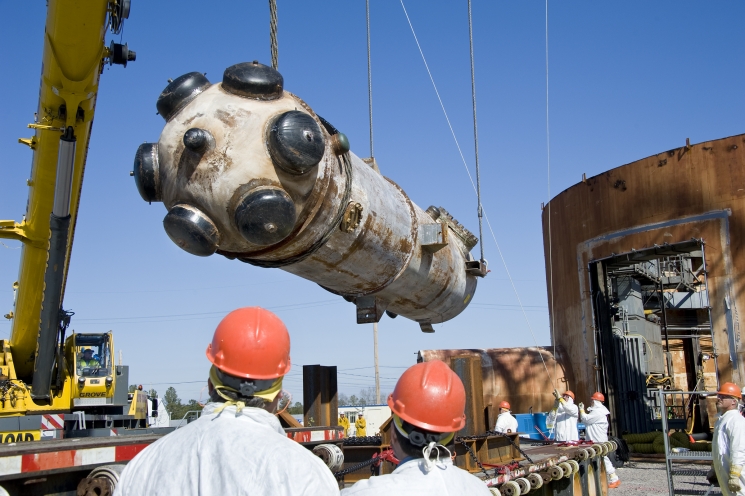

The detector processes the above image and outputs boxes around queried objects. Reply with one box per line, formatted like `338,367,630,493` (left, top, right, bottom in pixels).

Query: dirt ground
612,461,720,496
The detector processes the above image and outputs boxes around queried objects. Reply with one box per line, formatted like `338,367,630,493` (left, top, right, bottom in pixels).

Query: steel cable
398,0,555,386
269,0,278,69
466,0,485,265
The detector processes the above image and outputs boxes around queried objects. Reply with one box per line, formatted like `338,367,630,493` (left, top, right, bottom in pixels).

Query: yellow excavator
0,0,144,439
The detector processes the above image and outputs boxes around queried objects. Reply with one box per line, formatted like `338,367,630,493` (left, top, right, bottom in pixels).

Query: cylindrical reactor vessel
133,62,483,329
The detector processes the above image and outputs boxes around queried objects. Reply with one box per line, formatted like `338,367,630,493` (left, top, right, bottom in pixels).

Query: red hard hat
717,382,742,399
591,392,605,402
564,390,575,400
499,401,511,410
206,307,291,379
387,360,466,433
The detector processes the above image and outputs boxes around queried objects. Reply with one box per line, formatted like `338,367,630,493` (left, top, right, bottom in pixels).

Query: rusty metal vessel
133,61,485,331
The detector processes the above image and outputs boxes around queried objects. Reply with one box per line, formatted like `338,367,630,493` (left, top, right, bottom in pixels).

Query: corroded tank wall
542,134,745,401
134,62,482,329
419,347,574,426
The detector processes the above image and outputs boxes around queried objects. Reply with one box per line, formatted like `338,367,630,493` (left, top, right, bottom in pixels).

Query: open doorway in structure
589,239,716,435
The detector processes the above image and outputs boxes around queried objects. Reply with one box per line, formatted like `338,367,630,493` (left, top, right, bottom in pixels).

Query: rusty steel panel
137,64,481,328
420,347,575,424
451,356,486,436
302,365,338,428
542,134,745,401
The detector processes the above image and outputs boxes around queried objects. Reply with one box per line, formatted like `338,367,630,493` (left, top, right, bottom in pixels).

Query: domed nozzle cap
133,143,161,202
163,204,220,257
183,128,213,153
234,187,296,246
268,111,325,175
156,72,211,121
222,61,283,100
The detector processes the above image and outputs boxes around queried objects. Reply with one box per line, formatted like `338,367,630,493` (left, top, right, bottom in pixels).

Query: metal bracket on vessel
356,296,386,324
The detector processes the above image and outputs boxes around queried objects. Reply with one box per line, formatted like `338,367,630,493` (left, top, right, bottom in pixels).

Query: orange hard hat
206,307,291,379
717,382,742,399
499,401,511,410
563,390,575,400
387,360,466,433
591,392,605,402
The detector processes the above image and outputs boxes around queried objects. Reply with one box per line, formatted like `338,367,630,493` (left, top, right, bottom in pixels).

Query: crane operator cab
66,332,116,405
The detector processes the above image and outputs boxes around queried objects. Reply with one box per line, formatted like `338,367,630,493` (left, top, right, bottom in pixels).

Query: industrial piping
133,61,484,330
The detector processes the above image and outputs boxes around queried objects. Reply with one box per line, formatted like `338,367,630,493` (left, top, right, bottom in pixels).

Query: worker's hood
589,401,610,416
201,402,285,436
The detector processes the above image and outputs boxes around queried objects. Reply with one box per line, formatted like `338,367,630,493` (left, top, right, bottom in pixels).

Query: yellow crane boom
0,0,133,404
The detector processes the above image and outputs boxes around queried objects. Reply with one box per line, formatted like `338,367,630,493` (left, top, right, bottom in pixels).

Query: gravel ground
612,461,721,495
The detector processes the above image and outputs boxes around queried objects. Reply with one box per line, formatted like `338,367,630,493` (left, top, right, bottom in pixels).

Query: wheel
575,448,589,461
567,459,580,474
77,464,126,496
489,488,502,496
527,473,544,490
549,465,564,480
499,481,522,496
515,477,531,495
559,462,573,478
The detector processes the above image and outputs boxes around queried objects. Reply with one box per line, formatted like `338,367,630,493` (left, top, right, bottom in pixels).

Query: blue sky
0,1,743,405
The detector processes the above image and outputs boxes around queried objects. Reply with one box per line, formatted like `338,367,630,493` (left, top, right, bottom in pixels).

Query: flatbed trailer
339,435,617,496
0,433,163,495
475,440,617,496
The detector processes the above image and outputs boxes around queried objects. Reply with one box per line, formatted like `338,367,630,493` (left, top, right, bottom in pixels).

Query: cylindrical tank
542,134,745,408
133,61,482,328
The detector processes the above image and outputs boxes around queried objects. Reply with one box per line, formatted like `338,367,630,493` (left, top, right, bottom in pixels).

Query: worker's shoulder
444,464,492,493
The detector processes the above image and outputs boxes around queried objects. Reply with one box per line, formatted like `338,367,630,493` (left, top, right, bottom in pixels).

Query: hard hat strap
392,414,454,447
210,366,283,402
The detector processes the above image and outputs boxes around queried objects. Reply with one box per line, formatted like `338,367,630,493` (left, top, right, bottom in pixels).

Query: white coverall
580,400,618,482
712,409,745,496
555,398,579,442
341,456,491,496
114,403,339,496
494,411,519,434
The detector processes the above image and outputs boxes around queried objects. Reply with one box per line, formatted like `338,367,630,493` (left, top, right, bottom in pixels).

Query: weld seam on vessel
332,176,420,298
241,152,353,268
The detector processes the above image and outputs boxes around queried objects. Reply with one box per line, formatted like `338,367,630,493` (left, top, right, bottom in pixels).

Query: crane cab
66,333,116,406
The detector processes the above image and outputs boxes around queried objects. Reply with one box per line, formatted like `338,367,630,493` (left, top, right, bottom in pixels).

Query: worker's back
341,457,491,496
115,403,339,496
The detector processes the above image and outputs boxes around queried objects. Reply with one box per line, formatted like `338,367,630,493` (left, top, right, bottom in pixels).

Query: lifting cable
366,0,382,407
544,0,557,384
466,0,486,266
399,0,555,386
268,0,279,69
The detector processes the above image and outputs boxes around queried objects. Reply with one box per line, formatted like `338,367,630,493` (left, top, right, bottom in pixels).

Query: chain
456,430,534,464
332,457,378,479
458,439,489,477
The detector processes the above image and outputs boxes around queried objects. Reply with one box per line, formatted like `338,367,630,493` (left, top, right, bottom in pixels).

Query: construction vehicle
0,0,147,440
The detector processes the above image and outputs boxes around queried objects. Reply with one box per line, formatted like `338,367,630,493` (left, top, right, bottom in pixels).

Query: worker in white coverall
707,382,745,496
552,389,579,442
494,401,518,434
579,392,620,489
341,360,491,496
114,307,339,496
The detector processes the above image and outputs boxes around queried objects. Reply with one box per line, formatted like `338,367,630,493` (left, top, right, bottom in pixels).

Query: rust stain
214,109,236,126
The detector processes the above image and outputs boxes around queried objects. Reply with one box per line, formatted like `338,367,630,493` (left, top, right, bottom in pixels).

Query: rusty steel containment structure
542,134,745,434
133,62,484,330
419,347,574,429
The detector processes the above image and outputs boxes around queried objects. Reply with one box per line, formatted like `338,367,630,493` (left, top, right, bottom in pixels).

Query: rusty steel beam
451,356,486,436
302,365,338,428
